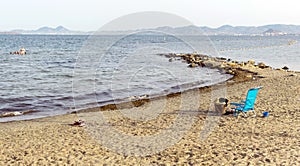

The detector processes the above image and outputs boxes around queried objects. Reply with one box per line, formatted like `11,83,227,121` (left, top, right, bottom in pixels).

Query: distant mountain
9,26,89,35
262,28,287,36
96,24,300,36
2,24,300,35
55,26,70,33
198,24,300,35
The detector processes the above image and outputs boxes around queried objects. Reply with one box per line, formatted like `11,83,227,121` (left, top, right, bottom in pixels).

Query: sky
1,0,300,31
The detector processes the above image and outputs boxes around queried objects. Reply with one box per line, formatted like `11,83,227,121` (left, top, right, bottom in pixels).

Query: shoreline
71,52,298,116
0,53,260,122
0,54,299,165
1,53,298,122
75,54,260,113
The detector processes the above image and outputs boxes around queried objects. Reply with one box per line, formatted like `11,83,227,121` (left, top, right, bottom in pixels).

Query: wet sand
0,57,299,165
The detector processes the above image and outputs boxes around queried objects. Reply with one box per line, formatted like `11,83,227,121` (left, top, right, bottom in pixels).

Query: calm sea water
0,34,299,122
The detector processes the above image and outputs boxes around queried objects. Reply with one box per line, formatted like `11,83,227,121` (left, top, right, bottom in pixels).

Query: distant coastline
0,26,92,35
1,24,300,36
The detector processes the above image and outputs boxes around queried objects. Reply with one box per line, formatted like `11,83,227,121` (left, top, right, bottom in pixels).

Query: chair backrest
243,86,262,111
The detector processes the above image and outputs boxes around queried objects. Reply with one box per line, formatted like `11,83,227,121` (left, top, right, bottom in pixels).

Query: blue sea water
0,34,299,122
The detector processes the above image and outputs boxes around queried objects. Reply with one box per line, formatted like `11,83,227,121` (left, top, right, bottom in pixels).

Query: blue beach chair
230,86,263,117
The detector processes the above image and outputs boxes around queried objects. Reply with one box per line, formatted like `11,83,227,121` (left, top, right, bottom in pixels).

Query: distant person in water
10,48,26,55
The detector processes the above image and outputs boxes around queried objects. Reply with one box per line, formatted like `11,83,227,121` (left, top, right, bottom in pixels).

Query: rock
246,74,253,78
190,55,196,62
72,120,85,127
288,73,297,77
282,66,289,70
256,75,265,78
265,158,271,163
247,60,255,65
0,111,23,117
226,70,235,75
195,57,201,61
221,57,227,61
10,48,27,55
239,62,246,66
276,68,285,71
203,61,213,68
220,64,226,68
217,57,227,61
203,60,220,68
197,61,205,67
188,63,197,68
227,62,238,67
126,94,149,101
187,58,195,63
258,62,267,69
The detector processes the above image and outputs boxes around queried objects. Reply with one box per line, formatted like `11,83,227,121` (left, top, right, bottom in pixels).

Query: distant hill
9,26,89,35
2,24,300,35
263,28,287,36
96,24,300,36
169,24,300,35
208,24,300,35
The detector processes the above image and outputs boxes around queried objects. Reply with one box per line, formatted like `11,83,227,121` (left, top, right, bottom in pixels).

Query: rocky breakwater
160,53,274,83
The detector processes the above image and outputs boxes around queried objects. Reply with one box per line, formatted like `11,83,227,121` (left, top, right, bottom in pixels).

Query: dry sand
0,62,299,165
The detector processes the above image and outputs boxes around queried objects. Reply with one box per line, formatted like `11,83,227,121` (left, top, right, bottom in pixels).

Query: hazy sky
1,0,300,31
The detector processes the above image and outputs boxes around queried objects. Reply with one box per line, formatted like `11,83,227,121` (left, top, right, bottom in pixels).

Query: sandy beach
0,56,299,165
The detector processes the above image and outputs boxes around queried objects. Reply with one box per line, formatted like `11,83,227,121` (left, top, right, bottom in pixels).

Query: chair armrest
230,102,244,107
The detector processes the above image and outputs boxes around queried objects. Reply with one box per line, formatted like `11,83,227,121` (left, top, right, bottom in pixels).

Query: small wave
53,103,64,107
56,96,73,101
96,91,113,97
73,91,114,101
40,69,51,73
33,77,43,80
51,52,65,55
61,65,74,69
60,74,73,78
46,73,73,78
12,102,32,108
0,96,32,103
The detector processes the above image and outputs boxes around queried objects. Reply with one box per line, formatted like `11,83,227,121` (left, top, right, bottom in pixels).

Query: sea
0,33,299,122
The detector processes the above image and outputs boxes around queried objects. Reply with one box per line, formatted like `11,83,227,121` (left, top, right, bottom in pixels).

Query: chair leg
242,111,247,117
252,109,256,117
234,110,239,117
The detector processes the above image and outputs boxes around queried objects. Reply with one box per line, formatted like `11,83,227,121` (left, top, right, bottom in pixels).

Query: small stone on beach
282,66,289,70
72,120,85,127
